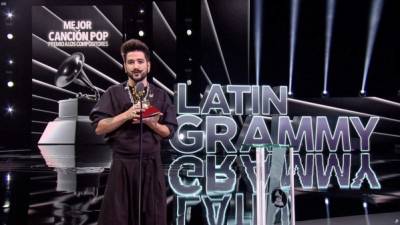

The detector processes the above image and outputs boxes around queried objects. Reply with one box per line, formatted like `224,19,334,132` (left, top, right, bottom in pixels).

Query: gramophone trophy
38,52,105,145
127,84,161,118
55,52,100,100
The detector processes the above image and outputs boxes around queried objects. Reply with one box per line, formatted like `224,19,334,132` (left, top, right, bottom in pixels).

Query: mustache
132,69,143,73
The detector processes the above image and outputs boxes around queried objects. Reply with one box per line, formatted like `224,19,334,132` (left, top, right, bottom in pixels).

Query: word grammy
170,83,379,153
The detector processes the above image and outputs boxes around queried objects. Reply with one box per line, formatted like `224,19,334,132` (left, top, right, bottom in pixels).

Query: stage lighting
138,30,144,37
289,0,300,96
254,0,263,85
288,91,293,97
7,81,14,87
323,0,336,97
3,200,10,208
6,106,13,113
6,11,13,18
6,173,11,183
361,0,384,98
363,201,368,209
7,33,14,39
139,9,144,14
324,196,331,223
360,90,367,96
178,133,185,140
322,90,329,97
186,29,192,36
186,79,192,86
5,173,11,191
8,59,13,65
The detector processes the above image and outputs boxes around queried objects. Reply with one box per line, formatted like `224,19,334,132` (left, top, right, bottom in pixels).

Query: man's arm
143,115,171,138
95,104,143,135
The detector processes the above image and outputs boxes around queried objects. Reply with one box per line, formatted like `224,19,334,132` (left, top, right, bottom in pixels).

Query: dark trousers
98,153,167,225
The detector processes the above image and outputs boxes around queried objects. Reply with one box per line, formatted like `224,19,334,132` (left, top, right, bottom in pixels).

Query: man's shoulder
106,82,125,93
149,83,168,96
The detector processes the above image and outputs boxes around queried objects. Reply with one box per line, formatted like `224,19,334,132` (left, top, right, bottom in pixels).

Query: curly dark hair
120,39,150,62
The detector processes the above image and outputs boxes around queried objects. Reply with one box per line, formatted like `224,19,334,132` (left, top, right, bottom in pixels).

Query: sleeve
160,91,178,139
89,89,116,129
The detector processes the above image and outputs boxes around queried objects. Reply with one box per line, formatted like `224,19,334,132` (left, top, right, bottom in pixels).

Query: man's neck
128,78,148,87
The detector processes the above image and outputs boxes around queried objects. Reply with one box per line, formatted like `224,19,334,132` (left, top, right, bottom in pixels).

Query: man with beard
90,39,177,225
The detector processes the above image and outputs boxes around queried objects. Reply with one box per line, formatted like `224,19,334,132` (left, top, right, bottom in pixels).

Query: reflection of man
90,39,177,225
272,189,286,208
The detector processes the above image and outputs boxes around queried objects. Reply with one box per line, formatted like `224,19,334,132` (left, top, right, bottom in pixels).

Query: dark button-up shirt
90,81,177,156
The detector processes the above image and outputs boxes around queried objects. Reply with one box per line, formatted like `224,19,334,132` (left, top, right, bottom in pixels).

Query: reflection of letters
170,152,380,225
168,153,380,196
228,193,252,225
316,153,351,189
281,154,314,189
176,196,201,225
239,155,271,193
202,195,232,225
168,156,203,196
206,155,237,195
293,154,314,189
351,153,381,189
176,194,253,225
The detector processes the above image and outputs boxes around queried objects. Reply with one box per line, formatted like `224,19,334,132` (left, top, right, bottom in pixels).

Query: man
272,189,286,208
90,39,177,225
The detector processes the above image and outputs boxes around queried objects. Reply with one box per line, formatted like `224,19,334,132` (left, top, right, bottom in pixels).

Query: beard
127,69,148,83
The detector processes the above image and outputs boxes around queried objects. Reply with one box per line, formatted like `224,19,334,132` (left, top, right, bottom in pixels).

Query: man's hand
142,113,171,138
95,103,154,135
142,113,163,127
128,103,148,123
126,104,170,138
95,102,146,135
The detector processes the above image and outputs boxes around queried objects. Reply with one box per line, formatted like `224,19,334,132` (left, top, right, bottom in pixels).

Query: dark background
1,0,399,148
0,0,399,223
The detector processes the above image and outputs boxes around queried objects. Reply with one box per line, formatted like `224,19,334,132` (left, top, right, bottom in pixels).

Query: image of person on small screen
271,189,287,208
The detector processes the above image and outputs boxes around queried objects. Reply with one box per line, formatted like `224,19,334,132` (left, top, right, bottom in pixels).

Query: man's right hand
95,103,147,135
125,103,148,123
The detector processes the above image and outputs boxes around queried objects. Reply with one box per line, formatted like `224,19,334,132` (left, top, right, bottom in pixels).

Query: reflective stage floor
0,148,399,225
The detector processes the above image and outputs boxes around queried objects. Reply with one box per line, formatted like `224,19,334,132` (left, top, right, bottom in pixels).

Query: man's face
124,51,150,83
275,192,282,202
